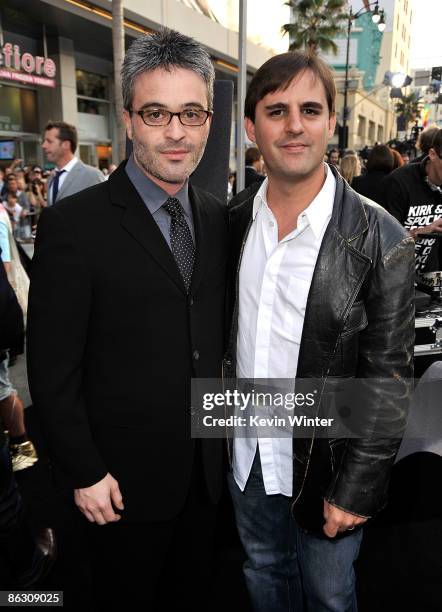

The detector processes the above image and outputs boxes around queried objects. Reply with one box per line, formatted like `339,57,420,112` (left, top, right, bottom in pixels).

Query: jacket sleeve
27,206,108,488
325,234,415,517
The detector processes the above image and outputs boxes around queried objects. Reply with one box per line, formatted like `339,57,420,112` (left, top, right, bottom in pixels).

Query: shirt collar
125,153,190,216
58,156,78,173
252,164,336,240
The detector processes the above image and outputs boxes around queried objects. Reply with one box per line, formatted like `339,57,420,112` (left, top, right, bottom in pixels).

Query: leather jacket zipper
290,254,371,512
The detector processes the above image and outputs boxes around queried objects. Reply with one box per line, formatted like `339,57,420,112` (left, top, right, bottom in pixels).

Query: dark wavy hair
245,51,336,122
366,145,394,172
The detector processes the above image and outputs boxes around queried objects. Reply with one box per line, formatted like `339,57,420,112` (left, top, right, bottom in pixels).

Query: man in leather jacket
225,51,415,612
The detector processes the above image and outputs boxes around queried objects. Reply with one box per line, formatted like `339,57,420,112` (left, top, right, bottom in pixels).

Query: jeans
228,450,363,612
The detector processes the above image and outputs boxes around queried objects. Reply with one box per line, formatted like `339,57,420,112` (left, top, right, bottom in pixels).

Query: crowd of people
0,155,116,243
326,127,442,272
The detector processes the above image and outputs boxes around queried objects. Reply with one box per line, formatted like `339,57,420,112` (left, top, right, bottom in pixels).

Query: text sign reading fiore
0,43,56,88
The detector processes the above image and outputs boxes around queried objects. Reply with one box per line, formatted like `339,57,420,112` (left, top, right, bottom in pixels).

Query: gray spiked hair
121,28,215,111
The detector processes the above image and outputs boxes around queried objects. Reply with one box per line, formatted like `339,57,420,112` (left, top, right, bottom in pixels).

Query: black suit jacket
351,170,390,207
232,166,265,196
27,162,227,522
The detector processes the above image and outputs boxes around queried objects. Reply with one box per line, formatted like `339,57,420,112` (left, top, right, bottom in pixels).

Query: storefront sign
0,43,56,88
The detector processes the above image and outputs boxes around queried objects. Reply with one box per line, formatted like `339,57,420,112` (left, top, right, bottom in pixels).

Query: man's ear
123,110,133,141
245,117,256,143
328,112,337,139
428,147,437,162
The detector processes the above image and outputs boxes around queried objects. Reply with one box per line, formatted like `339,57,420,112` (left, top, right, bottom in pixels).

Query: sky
410,0,442,70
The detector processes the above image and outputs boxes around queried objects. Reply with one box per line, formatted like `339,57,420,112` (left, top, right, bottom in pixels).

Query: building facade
320,0,414,150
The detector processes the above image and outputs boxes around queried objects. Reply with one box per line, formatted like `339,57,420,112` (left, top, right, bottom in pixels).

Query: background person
352,144,395,205
412,125,439,164
390,147,404,170
339,153,361,185
233,146,266,194
42,122,105,206
0,204,34,472
384,128,442,272
327,147,340,167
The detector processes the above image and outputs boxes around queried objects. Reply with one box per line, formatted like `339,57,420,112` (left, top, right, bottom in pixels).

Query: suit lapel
57,161,81,200
110,163,187,294
297,225,371,376
297,172,372,376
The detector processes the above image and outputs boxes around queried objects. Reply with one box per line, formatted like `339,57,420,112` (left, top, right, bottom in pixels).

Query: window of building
357,115,366,140
76,70,108,99
397,14,400,30
394,43,397,58
377,125,384,142
0,85,38,134
368,120,375,143
76,69,111,154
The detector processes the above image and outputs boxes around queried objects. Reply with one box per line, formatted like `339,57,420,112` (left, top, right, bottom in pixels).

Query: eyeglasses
131,108,212,127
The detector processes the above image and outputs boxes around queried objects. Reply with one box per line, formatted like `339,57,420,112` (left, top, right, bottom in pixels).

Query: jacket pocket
329,438,347,473
340,300,368,338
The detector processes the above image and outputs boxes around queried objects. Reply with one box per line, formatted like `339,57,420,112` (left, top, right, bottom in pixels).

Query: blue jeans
228,450,363,612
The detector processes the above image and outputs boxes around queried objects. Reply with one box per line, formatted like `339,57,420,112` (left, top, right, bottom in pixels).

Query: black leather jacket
224,165,415,536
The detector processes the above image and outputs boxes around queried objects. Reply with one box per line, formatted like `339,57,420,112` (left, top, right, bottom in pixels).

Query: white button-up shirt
233,165,336,496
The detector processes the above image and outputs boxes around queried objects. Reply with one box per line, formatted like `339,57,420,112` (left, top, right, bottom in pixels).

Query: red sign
0,43,57,88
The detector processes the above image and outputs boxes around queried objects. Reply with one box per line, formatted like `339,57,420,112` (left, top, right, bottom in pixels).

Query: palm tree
395,92,423,129
112,0,126,163
282,0,349,55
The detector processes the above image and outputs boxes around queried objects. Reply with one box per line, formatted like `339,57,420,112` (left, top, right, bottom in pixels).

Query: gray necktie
163,197,195,291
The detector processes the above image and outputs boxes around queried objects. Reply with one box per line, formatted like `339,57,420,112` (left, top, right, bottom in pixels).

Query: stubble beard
133,135,208,184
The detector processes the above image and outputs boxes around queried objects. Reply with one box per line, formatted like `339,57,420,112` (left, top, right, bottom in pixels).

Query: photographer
25,170,46,226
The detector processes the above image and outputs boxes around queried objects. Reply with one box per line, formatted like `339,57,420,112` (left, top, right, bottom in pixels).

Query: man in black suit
232,147,265,196
27,29,226,609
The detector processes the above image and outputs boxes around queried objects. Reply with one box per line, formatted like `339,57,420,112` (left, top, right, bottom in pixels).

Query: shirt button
189,406,196,416
269,221,274,227
189,297,194,307
193,350,200,361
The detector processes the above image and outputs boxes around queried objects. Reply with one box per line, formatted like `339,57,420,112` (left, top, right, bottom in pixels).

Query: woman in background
340,154,361,186
352,144,395,206
390,148,404,170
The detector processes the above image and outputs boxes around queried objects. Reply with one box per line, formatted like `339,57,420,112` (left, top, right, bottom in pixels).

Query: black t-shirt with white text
383,159,442,272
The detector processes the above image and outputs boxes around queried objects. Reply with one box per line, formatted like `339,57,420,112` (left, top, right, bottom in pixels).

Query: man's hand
410,218,442,240
323,500,367,538
74,473,124,525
